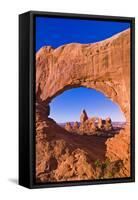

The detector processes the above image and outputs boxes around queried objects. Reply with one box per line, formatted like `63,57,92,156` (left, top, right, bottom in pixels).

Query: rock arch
35,29,131,180
36,29,130,124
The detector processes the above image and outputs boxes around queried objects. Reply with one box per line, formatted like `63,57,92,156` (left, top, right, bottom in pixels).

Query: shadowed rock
73,121,79,130
80,109,88,123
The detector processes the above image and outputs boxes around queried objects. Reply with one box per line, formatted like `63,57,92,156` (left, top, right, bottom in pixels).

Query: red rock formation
36,116,99,182
36,29,130,123
65,122,72,132
80,109,88,123
105,126,130,177
73,121,79,130
97,118,104,130
79,118,97,135
36,112,126,182
105,117,113,131
35,29,131,181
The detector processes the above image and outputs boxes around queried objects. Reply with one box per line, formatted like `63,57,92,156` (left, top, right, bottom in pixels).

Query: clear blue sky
49,87,125,123
36,16,130,122
36,16,130,51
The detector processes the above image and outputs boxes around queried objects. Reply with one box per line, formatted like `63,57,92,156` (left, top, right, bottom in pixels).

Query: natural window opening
49,87,126,137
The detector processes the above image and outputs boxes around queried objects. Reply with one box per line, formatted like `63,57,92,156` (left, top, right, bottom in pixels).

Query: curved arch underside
36,29,130,123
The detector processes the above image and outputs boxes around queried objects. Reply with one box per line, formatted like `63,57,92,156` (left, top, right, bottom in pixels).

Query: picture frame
19,11,135,189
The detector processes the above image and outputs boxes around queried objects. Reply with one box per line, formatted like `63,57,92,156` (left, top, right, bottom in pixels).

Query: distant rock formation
79,119,98,135
65,122,72,132
97,117,113,132
80,109,88,123
97,118,104,130
105,117,113,131
64,110,113,135
73,121,79,130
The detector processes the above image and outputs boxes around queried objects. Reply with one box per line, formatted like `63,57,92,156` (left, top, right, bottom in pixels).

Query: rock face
105,126,130,177
79,111,98,134
105,117,113,131
65,122,72,132
73,121,79,130
79,119,97,135
35,29,131,181
36,29,130,123
36,115,124,182
97,118,104,130
64,110,113,135
80,109,88,123
36,116,101,182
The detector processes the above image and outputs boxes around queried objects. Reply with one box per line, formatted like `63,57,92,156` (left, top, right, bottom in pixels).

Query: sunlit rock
65,122,72,132
80,109,88,123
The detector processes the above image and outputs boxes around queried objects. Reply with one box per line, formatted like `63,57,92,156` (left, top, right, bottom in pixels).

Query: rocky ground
36,108,130,183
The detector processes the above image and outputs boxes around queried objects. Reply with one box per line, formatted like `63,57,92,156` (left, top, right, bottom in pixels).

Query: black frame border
19,11,135,189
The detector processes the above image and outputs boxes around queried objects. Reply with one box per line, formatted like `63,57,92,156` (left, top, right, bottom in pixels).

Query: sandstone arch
36,29,131,180
36,29,130,123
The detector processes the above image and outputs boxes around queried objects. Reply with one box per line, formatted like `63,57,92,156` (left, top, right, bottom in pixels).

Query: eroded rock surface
105,126,130,177
36,29,130,122
65,110,113,135
65,122,72,132
36,114,124,182
80,109,88,123
35,29,131,182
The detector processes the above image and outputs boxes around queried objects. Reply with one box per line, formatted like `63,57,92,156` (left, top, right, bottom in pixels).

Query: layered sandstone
35,29,131,181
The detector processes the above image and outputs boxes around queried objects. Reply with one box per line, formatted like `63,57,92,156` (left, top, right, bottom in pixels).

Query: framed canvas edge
19,11,135,189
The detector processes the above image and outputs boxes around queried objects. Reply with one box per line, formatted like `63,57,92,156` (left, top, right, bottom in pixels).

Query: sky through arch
49,87,125,123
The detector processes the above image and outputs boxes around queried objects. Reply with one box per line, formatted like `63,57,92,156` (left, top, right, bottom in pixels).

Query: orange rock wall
36,29,130,123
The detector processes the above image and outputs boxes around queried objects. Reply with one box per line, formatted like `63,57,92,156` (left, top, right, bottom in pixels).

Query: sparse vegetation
94,159,101,168
94,158,123,179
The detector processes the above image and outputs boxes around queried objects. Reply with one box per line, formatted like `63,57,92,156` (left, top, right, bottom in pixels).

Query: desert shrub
94,159,101,168
93,158,123,179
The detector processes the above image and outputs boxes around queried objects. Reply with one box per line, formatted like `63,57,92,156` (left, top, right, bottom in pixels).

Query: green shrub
94,159,101,167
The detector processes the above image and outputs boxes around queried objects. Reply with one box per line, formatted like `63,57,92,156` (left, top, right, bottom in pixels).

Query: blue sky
49,87,125,123
36,16,130,122
36,17,130,51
